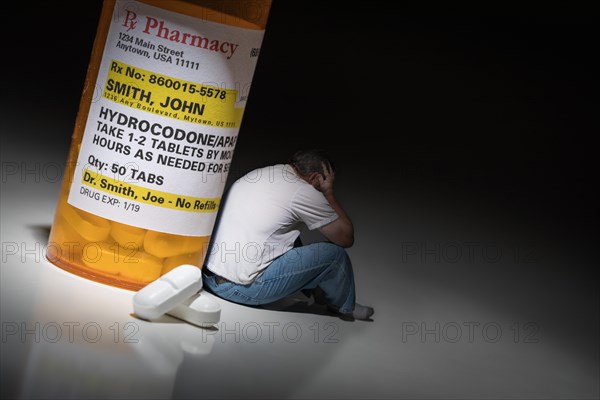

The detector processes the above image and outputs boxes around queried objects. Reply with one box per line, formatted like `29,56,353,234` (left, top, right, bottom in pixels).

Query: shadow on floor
29,224,51,243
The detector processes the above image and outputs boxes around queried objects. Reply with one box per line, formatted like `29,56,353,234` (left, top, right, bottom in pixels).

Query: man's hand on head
312,162,335,197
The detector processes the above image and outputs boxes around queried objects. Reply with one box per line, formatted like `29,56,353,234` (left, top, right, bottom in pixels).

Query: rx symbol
123,9,137,31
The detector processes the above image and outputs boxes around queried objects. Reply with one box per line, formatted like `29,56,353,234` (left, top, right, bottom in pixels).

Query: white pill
167,292,221,327
133,264,202,320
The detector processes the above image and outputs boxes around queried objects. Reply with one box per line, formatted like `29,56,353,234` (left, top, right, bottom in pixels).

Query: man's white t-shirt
205,164,338,284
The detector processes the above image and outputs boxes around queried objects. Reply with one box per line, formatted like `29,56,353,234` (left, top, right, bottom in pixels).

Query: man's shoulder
236,164,303,187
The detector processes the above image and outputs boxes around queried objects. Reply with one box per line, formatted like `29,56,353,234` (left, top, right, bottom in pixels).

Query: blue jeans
202,242,356,314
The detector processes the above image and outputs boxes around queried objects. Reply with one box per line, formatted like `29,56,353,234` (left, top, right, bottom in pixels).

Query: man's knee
317,242,350,264
319,241,345,253
281,242,347,265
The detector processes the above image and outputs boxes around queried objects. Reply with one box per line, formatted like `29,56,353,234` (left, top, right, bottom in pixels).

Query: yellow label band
103,60,244,127
81,169,220,213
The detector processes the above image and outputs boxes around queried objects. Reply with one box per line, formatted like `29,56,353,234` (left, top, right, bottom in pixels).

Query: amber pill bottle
47,0,271,290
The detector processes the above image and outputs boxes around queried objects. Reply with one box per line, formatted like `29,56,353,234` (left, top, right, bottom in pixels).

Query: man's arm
320,193,354,248
313,162,354,248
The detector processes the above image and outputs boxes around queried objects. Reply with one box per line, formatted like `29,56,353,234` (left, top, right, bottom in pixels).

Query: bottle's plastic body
47,0,271,290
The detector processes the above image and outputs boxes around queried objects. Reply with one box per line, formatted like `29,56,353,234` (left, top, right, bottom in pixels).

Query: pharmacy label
68,0,265,236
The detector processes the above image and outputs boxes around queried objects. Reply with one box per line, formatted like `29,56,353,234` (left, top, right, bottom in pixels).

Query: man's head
290,149,333,174
289,149,334,186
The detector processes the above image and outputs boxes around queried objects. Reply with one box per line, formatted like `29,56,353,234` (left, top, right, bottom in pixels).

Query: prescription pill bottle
47,0,271,290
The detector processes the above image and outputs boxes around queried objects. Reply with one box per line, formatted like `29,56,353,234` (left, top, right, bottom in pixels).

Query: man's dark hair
290,149,334,176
